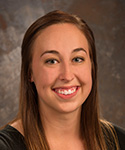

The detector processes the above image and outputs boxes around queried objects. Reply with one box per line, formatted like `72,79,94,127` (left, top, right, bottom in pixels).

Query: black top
114,125,125,150
0,125,26,150
0,124,125,150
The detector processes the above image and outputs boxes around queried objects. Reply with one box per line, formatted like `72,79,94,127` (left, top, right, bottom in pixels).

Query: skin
31,23,92,115
31,23,92,150
12,23,92,150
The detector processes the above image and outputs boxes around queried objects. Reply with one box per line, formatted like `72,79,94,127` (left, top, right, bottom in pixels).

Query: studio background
0,0,125,128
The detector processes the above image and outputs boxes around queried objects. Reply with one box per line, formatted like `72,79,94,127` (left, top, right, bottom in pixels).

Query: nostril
59,64,74,81
60,72,73,80
59,74,74,82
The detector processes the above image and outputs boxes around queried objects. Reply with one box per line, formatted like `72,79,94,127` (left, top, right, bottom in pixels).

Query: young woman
0,10,124,150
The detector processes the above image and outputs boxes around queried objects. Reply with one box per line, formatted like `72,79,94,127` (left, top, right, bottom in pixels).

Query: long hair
18,10,119,150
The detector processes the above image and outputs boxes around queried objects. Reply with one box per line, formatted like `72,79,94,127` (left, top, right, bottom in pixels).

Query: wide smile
52,86,80,99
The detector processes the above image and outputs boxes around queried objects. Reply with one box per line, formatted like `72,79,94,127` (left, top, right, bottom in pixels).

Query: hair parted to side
18,10,119,150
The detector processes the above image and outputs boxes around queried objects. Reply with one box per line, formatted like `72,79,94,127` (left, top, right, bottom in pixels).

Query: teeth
55,87,77,95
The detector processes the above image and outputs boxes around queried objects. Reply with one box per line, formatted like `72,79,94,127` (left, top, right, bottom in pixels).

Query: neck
40,106,82,139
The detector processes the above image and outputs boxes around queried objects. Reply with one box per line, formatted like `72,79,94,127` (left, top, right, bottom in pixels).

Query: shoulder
113,124,125,150
0,125,26,150
101,120,125,150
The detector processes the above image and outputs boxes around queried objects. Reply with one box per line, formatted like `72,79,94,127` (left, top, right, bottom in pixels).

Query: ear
28,69,34,82
30,73,34,82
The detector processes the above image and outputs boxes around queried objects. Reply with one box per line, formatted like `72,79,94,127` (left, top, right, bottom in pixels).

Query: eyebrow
72,48,87,54
40,50,59,57
40,47,87,57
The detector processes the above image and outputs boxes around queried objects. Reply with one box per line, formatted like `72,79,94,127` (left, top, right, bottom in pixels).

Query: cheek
34,67,59,87
79,71,92,88
78,66,92,96
75,64,92,83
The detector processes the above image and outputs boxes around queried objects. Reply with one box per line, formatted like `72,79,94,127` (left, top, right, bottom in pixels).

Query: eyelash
72,57,85,63
45,57,85,65
45,59,59,64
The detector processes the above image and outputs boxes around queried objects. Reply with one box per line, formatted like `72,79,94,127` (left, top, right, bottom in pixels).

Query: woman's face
31,23,92,114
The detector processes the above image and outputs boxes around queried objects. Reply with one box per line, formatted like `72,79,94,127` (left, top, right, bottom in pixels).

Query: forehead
32,23,89,53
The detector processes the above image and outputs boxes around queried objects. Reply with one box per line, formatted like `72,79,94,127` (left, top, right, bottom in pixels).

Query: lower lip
53,87,80,100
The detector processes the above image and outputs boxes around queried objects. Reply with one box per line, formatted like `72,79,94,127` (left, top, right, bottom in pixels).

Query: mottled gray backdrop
0,0,125,128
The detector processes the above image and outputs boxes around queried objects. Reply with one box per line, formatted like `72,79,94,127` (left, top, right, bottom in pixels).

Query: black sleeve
0,133,26,150
0,133,14,150
0,125,26,150
0,139,11,150
114,125,125,150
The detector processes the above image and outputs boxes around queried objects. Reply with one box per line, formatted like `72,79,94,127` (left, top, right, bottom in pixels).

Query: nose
59,62,74,82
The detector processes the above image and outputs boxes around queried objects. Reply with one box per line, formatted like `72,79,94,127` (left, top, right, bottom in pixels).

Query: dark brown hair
18,10,119,150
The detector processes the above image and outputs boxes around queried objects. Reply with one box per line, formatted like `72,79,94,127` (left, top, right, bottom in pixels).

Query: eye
72,57,84,63
45,59,59,64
